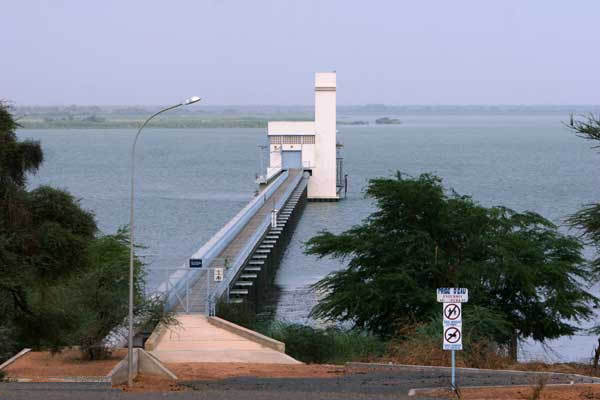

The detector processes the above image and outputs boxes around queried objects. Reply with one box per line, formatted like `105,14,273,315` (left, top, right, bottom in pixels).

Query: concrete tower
311,72,337,199
265,72,341,200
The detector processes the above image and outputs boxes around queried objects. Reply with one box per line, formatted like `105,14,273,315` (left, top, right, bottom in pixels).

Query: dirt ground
165,362,346,380
423,384,600,399
7,352,600,398
3,348,127,378
119,363,347,392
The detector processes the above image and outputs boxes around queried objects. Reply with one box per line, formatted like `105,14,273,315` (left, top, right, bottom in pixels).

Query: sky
2,1,599,106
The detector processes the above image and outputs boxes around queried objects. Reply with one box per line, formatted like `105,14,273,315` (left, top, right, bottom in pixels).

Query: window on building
269,135,315,145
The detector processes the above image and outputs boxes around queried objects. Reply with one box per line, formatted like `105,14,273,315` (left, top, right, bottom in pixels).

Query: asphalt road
0,366,597,400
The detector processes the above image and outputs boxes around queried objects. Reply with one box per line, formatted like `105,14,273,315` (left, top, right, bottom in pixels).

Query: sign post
437,288,468,389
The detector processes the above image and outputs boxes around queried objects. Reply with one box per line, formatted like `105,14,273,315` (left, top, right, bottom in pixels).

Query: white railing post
185,276,189,313
206,268,210,314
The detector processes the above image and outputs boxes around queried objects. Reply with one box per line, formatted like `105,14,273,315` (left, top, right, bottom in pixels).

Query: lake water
17,112,600,363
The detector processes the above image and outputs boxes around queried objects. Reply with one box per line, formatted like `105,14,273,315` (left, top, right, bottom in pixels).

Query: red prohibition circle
444,303,461,320
444,327,461,343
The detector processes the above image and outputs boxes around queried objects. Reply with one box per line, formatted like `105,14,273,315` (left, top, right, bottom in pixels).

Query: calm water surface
17,113,600,362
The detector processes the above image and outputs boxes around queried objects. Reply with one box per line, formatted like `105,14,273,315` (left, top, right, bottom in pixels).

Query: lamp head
184,96,201,105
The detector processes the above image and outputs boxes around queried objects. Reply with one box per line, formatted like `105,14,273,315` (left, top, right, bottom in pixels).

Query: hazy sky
2,1,599,105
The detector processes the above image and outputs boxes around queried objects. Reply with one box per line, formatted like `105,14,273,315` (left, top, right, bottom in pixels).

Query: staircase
229,174,308,304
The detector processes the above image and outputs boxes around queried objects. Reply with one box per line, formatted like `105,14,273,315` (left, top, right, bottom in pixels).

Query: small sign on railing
214,268,224,282
189,258,202,268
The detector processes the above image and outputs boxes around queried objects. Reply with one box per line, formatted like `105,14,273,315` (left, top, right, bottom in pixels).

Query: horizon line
11,103,600,108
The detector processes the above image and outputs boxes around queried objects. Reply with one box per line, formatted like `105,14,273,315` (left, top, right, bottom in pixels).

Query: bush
0,323,19,365
216,298,256,329
256,321,385,364
386,333,511,369
259,322,334,363
385,315,513,370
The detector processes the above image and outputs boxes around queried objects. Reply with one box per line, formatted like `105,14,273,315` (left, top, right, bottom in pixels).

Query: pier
158,168,308,315
152,72,343,317
144,72,343,363
144,168,310,364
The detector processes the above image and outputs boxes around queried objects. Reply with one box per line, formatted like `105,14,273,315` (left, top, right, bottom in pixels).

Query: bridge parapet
210,169,305,313
152,170,291,312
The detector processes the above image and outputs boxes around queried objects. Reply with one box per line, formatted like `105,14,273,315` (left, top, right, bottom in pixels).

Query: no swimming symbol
444,303,461,320
444,327,461,343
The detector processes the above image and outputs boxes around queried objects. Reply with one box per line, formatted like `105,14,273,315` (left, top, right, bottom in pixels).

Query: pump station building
262,72,344,200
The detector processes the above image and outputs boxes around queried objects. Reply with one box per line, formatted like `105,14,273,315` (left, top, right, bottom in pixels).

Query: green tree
0,103,172,360
306,173,598,360
566,114,600,367
567,114,600,270
66,227,175,359
0,102,97,352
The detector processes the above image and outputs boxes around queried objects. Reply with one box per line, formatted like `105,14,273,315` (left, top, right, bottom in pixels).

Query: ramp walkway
148,314,301,364
142,169,308,364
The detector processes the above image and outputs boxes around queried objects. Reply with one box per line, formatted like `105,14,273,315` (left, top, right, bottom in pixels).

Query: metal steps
227,174,307,304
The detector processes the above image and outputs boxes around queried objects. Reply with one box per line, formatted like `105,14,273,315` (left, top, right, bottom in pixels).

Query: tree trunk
509,331,518,362
593,337,600,371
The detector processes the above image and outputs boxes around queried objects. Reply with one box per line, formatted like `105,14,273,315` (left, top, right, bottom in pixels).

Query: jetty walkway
142,169,308,365
153,168,309,316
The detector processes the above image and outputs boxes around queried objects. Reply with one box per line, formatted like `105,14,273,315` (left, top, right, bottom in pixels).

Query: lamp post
127,96,201,386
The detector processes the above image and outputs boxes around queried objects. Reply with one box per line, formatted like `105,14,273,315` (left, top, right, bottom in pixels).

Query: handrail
209,170,305,313
156,170,290,312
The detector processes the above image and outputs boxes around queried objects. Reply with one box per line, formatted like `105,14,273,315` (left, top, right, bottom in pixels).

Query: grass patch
255,321,385,364
215,298,256,329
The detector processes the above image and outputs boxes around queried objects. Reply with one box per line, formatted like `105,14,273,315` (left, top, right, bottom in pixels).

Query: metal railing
209,170,305,314
147,265,226,313
153,171,290,314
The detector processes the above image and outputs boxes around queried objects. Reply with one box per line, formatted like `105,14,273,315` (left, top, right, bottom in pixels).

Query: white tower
310,72,337,200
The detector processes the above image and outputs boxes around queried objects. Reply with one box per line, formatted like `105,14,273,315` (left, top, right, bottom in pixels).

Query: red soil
3,348,127,378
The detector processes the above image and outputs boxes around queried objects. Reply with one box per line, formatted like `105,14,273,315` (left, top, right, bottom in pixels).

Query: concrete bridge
153,72,343,316
142,72,343,364
144,169,309,364
154,168,308,315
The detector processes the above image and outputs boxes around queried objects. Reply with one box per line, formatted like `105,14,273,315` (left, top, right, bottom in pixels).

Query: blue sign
189,258,203,268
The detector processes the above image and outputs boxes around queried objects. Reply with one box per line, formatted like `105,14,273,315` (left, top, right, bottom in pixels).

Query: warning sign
444,327,461,343
439,289,466,351
437,288,468,303
443,325,463,350
443,303,461,325
444,303,461,320
214,268,224,282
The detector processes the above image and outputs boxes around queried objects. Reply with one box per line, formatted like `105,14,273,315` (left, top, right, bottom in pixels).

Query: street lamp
127,96,201,386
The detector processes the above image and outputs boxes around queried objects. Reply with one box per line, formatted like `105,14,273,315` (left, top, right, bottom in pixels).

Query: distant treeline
21,118,373,129
20,118,273,129
12,103,600,129
14,104,316,129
